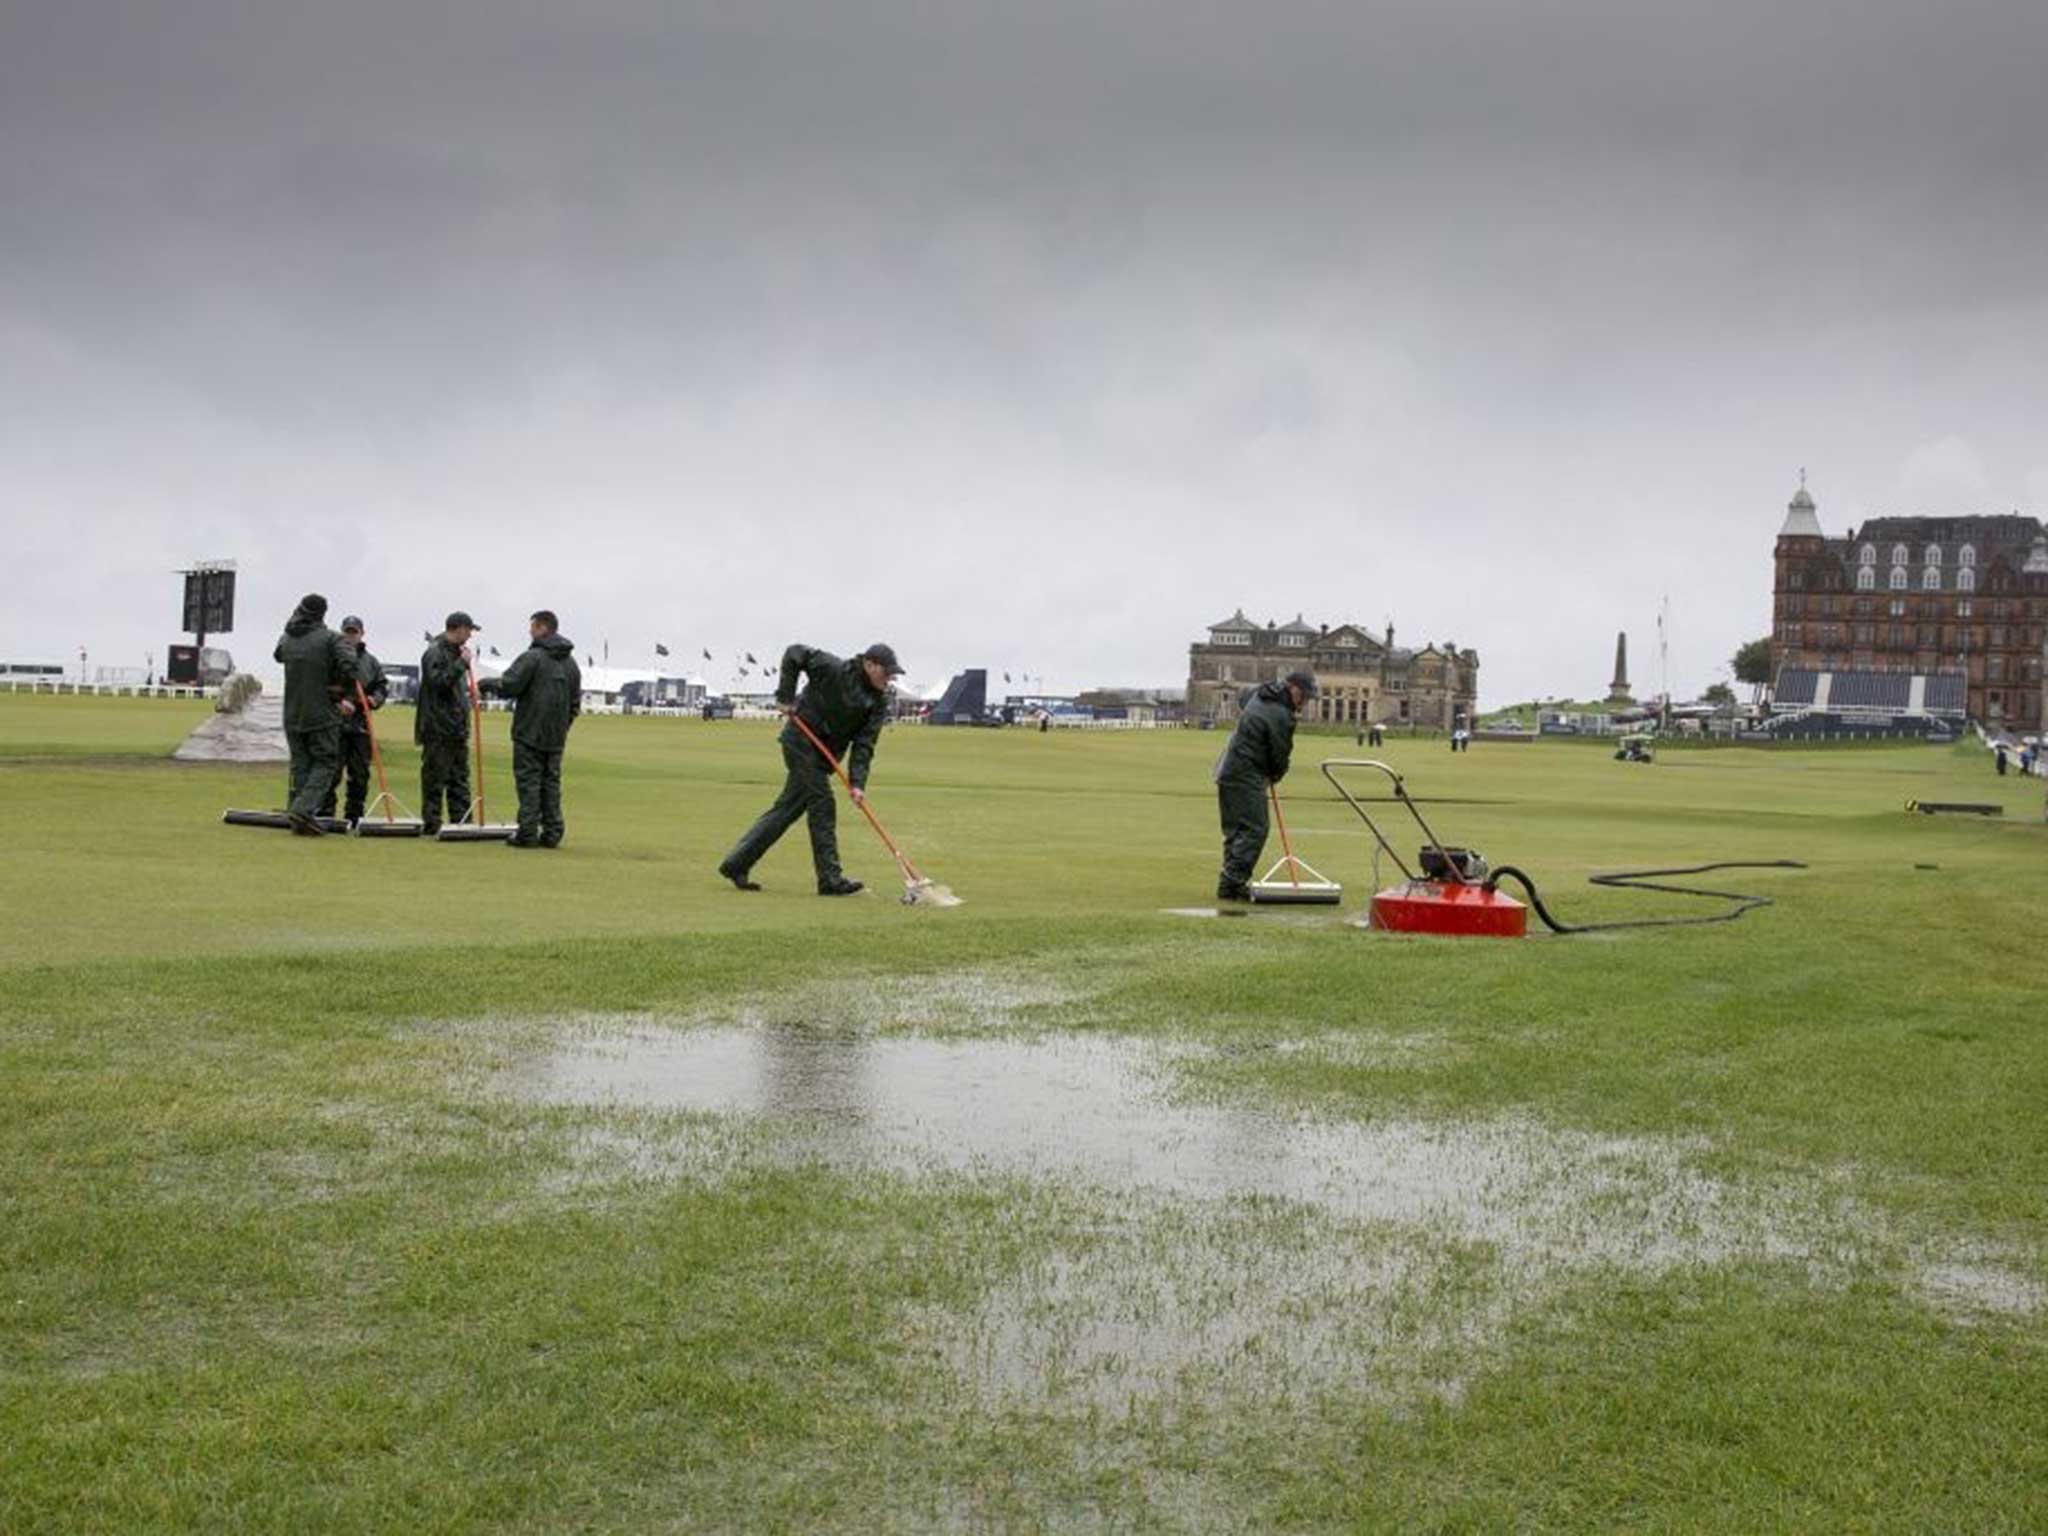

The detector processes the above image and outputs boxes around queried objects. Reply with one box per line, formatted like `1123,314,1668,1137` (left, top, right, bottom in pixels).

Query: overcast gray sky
4,0,2044,702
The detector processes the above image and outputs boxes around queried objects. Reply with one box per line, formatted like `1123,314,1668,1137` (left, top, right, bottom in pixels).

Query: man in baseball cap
415,611,480,834
719,641,903,895
1212,669,1315,901
318,615,388,827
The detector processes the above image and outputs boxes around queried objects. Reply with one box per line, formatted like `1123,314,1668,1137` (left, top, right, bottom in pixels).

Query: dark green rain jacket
776,645,890,789
1214,680,1297,786
494,633,583,750
415,635,471,745
272,606,357,733
344,646,388,734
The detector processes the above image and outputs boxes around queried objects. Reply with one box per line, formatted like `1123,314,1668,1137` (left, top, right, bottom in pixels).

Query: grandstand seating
1770,667,1966,721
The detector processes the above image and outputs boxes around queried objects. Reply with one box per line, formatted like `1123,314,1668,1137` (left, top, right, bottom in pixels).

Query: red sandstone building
1772,480,2048,730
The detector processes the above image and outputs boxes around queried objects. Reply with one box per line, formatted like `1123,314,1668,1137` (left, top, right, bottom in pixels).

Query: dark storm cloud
3,1,2045,697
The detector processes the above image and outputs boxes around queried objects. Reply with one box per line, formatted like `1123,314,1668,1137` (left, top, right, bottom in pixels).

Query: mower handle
1318,758,1475,886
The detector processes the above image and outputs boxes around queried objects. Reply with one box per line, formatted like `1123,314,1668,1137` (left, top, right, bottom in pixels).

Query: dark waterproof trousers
724,737,842,885
320,731,373,820
1217,775,1270,886
512,741,565,846
420,737,472,831
286,725,342,818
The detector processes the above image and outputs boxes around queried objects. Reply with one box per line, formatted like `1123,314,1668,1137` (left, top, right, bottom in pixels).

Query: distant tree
1702,682,1736,706
1732,637,1774,687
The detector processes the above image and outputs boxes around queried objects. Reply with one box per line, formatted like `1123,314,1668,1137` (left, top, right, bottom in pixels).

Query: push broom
1246,781,1342,904
351,679,423,837
436,653,518,842
787,712,961,907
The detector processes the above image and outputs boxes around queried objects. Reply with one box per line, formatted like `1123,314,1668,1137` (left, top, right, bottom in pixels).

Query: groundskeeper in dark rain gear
272,595,358,832
1214,672,1313,899
320,622,387,824
415,622,476,833
483,624,581,847
720,643,900,893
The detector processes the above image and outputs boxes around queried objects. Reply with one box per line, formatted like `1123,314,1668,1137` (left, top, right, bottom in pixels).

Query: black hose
1485,860,1807,934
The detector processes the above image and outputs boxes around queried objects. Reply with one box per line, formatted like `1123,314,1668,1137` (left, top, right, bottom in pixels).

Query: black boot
718,860,762,891
1216,877,1250,901
818,875,865,896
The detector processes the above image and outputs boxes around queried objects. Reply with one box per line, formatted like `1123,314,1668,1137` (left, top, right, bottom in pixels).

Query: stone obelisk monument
1607,632,1634,706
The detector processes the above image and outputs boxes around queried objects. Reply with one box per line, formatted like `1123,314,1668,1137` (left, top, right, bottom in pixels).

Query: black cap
445,611,479,631
299,593,328,618
1284,669,1317,698
861,642,904,676
340,615,364,632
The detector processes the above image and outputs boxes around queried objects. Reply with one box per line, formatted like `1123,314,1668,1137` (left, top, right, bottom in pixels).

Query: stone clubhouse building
1187,612,1480,729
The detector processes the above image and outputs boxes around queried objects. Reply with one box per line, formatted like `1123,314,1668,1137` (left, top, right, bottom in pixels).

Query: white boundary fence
2,681,217,700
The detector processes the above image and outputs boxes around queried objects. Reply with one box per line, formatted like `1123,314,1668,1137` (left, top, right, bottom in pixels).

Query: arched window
1922,566,1941,590
1958,567,1976,593
1859,544,1876,565
1856,566,1875,591
1891,543,1909,566
1888,566,1907,590
1924,543,1942,566
1960,544,1976,567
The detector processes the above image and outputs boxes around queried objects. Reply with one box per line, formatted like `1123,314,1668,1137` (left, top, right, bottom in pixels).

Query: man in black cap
319,616,388,827
1213,669,1315,900
477,609,582,848
719,642,902,895
416,612,478,835
271,593,358,835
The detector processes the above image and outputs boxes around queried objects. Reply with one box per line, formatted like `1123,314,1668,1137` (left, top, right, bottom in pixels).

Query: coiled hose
1485,860,1807,934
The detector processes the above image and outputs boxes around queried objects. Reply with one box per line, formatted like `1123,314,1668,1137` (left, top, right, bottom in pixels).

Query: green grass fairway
3,693,2044,1532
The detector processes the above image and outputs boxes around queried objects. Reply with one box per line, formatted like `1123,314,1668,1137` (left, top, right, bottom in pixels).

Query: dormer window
1888,567,1907,590
1922,566,1941,590
1960,544,1976,567
1859,544,1876,565
1857,567,1875,591
1890,543,1909,566
1278,633,1306,648
1210,630,1252,647
1958,567,1976,593
1924,544,1942,566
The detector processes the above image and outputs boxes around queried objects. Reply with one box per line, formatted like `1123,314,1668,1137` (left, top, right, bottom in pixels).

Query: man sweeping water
1214,670,1316,901
719,643,902,895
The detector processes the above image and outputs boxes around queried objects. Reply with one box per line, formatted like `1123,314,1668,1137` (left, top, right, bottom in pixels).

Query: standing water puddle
522,1026,1774,1265
508,1023,2037,1410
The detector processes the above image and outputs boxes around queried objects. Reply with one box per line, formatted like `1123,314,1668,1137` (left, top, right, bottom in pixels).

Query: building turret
1779,472,1823,540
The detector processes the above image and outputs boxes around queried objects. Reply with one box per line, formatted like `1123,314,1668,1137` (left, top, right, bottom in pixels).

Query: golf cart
1614,733,1655,764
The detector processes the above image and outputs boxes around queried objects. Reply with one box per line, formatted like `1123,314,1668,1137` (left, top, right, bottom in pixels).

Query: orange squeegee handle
464,655,486,823
1268,781,1301,888
355,680,395,823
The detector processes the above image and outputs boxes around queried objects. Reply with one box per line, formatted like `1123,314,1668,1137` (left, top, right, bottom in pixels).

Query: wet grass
1,693,2045,1531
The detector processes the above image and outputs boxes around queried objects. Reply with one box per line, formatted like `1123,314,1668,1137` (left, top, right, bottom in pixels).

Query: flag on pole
655,643,670,657
745,652,758,664
702,648,712,660
603,639,610,662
